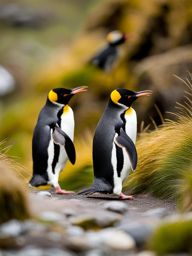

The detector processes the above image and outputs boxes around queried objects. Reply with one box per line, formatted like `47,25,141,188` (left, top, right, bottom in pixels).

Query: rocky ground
0,191,178,256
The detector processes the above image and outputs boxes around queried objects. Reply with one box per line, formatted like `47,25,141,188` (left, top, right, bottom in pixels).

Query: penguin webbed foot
119,192,134,200
55,186,75,195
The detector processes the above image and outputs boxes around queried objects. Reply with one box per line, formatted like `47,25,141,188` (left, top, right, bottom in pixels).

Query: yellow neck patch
63,105,70,113
125,107,133,115
110,90,121,104
48,90,58,103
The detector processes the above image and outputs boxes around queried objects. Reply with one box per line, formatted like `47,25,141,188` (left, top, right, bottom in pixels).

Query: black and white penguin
29,86,87,194
89,30,127,72
80,88,152,199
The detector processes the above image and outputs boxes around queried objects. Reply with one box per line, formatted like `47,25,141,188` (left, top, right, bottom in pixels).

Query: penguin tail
29,175,48,187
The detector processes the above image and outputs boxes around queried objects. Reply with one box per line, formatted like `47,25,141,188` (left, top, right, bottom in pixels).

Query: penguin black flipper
115,128,137,170
52,126,76,165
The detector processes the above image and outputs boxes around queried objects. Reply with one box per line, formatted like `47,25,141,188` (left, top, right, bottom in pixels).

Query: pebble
2,248,74,256
137,251,156,256
66,226,84,237
71,213,121,230
118,221,154,247
40,211,64,222
143,208,168,218
97,229,135,251
103,201,128,214
0,66,15,96
37,191,52,198
0,220,23,238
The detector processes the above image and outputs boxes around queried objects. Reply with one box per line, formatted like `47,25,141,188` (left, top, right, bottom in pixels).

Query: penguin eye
128,96,131,99
63,94,68,97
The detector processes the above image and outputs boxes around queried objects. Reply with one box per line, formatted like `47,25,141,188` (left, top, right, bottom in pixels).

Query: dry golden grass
124,75,192,210
0,151,30,223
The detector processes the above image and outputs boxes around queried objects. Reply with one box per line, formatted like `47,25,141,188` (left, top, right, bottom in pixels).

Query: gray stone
104,201,128,214
0,220,23,238
137,251,155,256
0,66,15,96
96,229,135,251
118,221,154,247
143,207,168,218
40,211,64,222
67,226,84,237
37,191,52,198
71,213,121,230
3,248,73,256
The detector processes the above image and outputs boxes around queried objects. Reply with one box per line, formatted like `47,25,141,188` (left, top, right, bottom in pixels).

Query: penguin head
110,88,152,108
48,86,88,105
106,31,127,46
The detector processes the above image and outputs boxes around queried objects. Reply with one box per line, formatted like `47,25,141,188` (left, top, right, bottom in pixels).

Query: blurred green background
0,0,192,210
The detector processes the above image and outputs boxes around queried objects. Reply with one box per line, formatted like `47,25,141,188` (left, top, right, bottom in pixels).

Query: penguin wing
114,128,137,171
52,126,76,165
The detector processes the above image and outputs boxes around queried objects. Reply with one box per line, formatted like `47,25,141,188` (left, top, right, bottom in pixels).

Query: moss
0,159,30,224
149,219,192,254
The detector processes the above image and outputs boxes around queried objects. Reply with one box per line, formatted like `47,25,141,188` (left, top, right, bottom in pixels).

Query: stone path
0,191,177,256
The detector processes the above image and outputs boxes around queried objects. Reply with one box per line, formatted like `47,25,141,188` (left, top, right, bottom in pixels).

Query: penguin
79,88,152,199
89,30,127,72
29,86,87,194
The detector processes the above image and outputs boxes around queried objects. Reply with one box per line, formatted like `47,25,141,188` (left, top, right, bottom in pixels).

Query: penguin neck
46,98,64,109
108,99,127,112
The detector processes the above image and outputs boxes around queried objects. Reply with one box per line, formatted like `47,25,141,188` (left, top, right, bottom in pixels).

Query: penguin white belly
47,106,74,187
112,107,137,195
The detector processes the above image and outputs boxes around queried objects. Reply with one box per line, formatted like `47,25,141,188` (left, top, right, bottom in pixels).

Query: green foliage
60,166,93,191
149,219,192,254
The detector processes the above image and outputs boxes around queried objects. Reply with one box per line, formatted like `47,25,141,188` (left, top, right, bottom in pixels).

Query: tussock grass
124,75,192,210
0,151,30,223
149,219,192,254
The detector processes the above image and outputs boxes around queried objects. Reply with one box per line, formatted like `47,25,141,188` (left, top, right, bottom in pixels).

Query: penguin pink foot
55,186,74,195
119,192,134,200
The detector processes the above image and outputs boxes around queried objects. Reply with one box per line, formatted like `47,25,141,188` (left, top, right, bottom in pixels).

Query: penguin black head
106,31,127,46
110,88,152,108
48,86,88,105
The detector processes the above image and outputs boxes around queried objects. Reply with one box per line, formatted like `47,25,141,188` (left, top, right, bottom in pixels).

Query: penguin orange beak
136,90,152,98
72,86,88,95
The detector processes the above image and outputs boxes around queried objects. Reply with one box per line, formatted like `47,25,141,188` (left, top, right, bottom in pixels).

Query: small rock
67,226,84,237
143,208,168,218
137,251,156,256
71,213,121,230
0,220,23,238
62,209,76,218
5,248,73,256
118,221,154,248
85,249,105,256
40,211,64,222
104,201,128,214
0,66,15,96
37,191,52,198
98,229,135,251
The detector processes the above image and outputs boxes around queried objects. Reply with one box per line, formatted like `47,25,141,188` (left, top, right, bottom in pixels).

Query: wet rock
71,212,121,230
143,208,168,218
0,66,15,96
103,201,128,214
40,211,65,222
37,191,52,198
118,221,155,248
